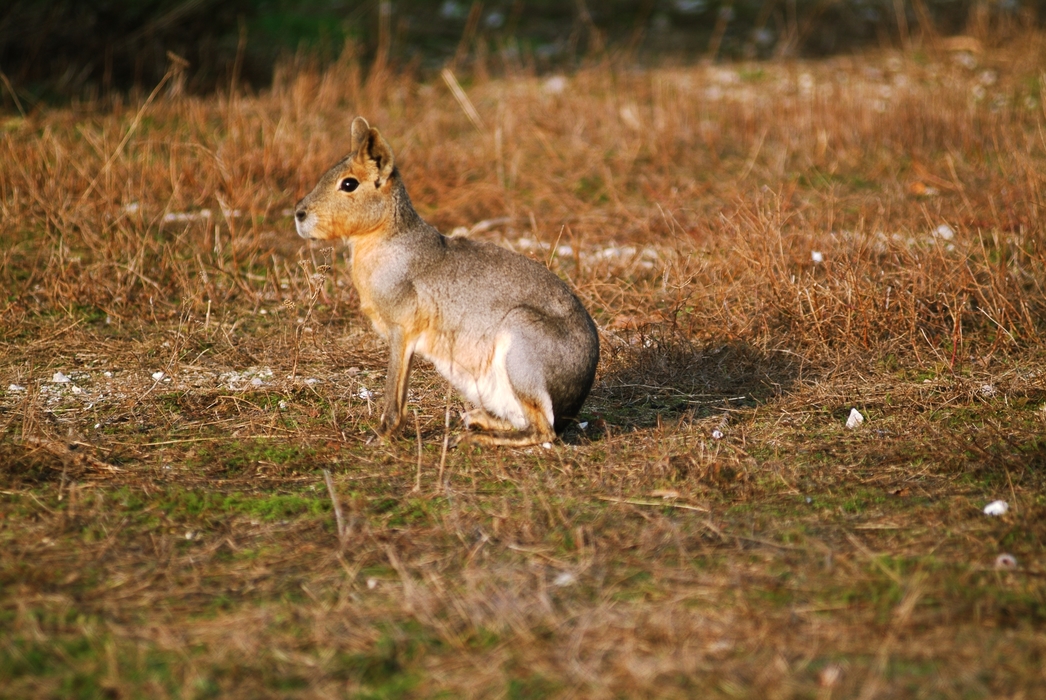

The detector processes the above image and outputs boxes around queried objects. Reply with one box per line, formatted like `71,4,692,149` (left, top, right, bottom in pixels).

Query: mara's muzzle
294,206,316,239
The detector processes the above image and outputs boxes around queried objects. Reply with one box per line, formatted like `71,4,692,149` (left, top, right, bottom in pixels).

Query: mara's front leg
379,326,415,437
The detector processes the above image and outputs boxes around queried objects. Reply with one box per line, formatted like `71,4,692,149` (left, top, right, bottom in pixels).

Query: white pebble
152,371,165,381
934,224,955,240
845,408,864,429
577,421,589,430
357,387,374,400
543,75,567,94
553,571,577,587
819,664,843,688
711,429,724,440
51,372,71,383
367,577,379,590
983,500,1008,516
811,251,824,263
7,384,25,392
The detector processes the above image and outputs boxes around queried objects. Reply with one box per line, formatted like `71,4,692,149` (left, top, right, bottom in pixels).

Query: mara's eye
340,177,359,192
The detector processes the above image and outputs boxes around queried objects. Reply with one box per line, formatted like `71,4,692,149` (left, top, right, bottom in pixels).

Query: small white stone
711,429,724,440
541,442,553,449
51,372,71,383
983,500,1008,516
577,421,589,430
103,371,113,378
357,387,374,400
845,408,865,429
934,224,955,240
250,377,264,387
979,384,996,397
978,70,998,86
7,384,25,392
367,577,379,590
955,51,977,70
71,385,83,395
811,250,824,263
543,75,568,95
185,531,195,540
819,664,843,688
152,371,165,381
553,571,577,587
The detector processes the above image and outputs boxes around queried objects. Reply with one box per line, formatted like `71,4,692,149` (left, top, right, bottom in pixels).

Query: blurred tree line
0,0,1038,108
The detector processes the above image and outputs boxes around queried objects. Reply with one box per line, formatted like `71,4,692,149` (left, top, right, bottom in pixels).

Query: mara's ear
349,116,370,152
353,123,396,186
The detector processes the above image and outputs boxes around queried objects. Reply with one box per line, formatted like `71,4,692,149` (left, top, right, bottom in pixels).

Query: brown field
2,34,1046,699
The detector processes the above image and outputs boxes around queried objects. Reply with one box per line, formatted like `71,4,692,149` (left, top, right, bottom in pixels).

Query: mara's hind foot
461,408,516,432
453,403,556,448
453,426,556,448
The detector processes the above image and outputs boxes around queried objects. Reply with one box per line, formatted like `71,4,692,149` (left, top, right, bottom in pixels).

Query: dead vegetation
2,32,1046,699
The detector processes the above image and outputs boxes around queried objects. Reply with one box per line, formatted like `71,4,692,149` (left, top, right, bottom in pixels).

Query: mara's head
295,117,397,241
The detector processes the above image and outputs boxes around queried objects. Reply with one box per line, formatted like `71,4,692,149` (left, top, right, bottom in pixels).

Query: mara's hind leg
455,400,556,448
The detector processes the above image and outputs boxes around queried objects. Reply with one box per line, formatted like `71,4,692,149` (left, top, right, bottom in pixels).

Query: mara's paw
377,412,405,439
460,408,516,433
453,429,556,448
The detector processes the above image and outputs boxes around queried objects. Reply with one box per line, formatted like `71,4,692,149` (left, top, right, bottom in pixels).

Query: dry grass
3,34,1046,699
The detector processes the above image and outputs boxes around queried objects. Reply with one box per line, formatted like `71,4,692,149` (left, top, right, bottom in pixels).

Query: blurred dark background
0,0,1039,108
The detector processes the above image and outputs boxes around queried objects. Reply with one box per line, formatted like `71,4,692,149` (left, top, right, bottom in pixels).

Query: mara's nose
295,209,307,222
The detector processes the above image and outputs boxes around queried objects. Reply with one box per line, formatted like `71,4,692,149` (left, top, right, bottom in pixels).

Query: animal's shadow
579,326,802,437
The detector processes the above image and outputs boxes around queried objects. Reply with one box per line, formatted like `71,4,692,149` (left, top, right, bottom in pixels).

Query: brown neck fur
386,170,427,236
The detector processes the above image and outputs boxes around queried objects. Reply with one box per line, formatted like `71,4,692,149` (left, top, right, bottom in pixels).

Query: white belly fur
415,332,552,430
